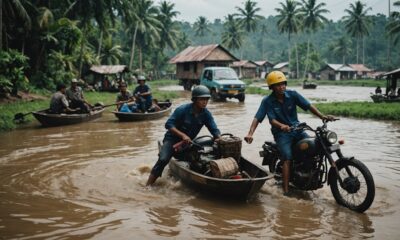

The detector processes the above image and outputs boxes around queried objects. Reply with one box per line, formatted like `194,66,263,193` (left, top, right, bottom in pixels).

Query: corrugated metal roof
169,44,238,63
231,60,257,68
383,68,400,76
349,64,372,72
273,62,288,69
325,64,356,72
255,60,274,66
90,65,128,74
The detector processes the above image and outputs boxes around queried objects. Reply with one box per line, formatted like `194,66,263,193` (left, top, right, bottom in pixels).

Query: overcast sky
169,0,390,23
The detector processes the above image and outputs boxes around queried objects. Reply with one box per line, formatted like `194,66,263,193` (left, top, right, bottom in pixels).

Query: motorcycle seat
264,141,278,148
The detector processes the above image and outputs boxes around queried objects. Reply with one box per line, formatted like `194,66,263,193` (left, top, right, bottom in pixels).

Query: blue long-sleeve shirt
255,90,311,135
164,103,221,141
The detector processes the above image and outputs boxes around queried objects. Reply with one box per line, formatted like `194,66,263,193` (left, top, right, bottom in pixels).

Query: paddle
14,111,36,122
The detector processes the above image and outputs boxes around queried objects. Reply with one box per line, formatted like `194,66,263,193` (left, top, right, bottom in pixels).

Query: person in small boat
375,86,382,95
147,98,161,112
66,78,92,113
244,71,334,196
146,85,221,186
116,82,138,112
49,83,75,114
133,75,152,112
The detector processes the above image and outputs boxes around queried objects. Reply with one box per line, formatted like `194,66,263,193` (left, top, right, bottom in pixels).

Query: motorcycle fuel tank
293,137,318,160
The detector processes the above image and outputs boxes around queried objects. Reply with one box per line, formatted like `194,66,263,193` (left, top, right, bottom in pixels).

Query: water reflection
147,206,181,237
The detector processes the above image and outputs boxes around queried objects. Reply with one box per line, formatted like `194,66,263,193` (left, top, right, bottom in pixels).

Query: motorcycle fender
327,157,355,185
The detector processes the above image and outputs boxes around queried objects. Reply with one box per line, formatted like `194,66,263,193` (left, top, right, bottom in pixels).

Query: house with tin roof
319,64,356,80
169,44,238,90
230,60,258,79
348,64,373,79
255,60,274,78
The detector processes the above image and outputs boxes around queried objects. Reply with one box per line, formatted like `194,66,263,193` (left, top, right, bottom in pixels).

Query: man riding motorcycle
244,71,335,196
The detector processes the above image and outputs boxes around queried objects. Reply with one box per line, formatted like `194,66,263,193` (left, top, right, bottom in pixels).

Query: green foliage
0,49,29,94
314,102,400,121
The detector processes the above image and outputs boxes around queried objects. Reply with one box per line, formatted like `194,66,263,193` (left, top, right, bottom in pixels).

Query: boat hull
169,157,269,200
32,109,104,127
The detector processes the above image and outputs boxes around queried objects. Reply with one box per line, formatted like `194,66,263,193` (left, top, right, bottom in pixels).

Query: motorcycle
259,119,375,213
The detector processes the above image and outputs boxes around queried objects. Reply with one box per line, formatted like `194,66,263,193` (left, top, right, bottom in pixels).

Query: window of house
183,63,190,71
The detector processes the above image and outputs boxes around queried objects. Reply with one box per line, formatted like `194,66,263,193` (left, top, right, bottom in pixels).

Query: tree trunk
139,46,143,73
0,0,3,51
97,30,103,60
288,37,291,78
303,38,310,79
362,37,365,65
295,43,299,79
129,22,138,70
356,37,359,64
78,25,87,79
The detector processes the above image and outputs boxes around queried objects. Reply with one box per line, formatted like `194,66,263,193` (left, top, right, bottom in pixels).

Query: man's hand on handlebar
322,115,338,122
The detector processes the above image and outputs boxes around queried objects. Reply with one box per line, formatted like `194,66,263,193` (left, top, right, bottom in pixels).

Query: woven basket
210,157,239,178
218,135,242,162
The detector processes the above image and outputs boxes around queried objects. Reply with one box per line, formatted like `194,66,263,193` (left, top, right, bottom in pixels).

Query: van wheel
238,94,245,102
211,89,220,101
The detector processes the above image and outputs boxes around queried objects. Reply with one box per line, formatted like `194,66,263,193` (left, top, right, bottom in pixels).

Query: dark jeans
150,138,179,177
274,130,309,161
70,99,90,113
137,96,152,112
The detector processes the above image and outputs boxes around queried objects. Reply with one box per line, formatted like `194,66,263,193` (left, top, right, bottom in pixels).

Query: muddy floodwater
1,86,399,239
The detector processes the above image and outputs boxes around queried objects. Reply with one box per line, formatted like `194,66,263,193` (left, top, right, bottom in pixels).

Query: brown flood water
0,87,399,239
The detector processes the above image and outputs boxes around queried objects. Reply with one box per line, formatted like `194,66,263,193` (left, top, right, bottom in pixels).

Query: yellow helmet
266,71,287,88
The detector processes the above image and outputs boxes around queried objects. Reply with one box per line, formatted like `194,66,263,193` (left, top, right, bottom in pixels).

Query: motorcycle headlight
326,131,337,144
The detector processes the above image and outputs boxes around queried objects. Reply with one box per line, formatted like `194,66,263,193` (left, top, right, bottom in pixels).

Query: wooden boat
303,82,317,89
112,101,172,121
370,94,400,103
168,157,269,200
32,108,104,127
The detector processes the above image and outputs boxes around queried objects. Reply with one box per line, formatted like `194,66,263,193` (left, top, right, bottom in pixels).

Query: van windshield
214,69,238,80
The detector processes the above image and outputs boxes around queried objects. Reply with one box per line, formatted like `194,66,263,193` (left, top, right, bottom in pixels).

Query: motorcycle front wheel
330,159,375,213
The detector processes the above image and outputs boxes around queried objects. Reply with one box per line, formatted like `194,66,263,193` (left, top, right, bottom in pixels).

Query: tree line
1,0,399,96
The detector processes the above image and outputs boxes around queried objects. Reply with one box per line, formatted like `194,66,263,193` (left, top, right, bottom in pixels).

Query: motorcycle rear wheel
330,159,375,213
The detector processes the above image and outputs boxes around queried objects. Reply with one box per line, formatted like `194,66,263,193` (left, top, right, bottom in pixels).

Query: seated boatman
116,82,137,112
49,83,75,114
146,85,221,186
244,71,334,196
66,78,92,113
133,75,152,112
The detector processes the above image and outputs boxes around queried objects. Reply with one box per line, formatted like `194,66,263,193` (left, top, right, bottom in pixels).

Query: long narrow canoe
112,101,172,121
32,108,104,127
169,157,269,200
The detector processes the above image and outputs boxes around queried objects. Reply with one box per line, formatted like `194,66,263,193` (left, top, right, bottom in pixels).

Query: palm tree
343,1,372,64
235,0,262,58
276,0,302,78
1,0,31,51
299,0,329,78
260,23,268,59
157,1,180,50
222,14,244,51
124,0,161,72
330,36,352,64
194,16,211,37
387,1,400,46
235,0,263,33
65,0,117,77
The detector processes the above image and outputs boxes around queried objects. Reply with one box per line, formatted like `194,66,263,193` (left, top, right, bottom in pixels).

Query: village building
273,62,289,76
349,64,373,79
169,44,238,90
319,64,357,80
230,60,258,79
89,65,129,92
255,60,274,79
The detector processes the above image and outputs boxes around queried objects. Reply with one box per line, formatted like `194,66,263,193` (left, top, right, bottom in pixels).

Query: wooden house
273,62,289,75
348,64,373,79
255,60,274,78
169,44,238,90
319,64,356,80
230,60,258,79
